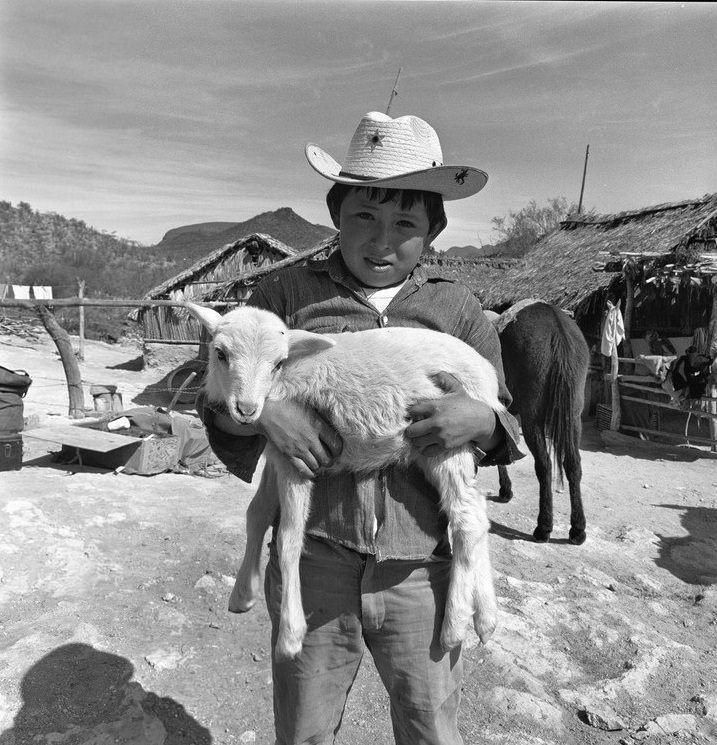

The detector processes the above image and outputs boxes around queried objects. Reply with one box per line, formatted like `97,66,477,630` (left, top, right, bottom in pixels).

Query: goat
187,303,504,661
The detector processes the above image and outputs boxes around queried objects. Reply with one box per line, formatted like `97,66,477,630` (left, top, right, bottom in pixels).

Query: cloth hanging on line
32,286,53,299
11,285,31,299
600,300,625,357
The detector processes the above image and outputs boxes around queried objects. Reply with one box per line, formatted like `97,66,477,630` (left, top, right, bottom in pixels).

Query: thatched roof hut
475,193,716,312
134,233,298,346
452,194,717,348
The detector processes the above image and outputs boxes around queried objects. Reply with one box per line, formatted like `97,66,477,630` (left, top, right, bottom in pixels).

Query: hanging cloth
32,286,53,299
11,285,31,299
600,300,625,357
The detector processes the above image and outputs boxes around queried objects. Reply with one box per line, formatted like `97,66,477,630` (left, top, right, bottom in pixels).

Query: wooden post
77,278,85,362
609,343,621,431
577,144,590,214
708,278,717,450
36,305,85,419
623,269,634,360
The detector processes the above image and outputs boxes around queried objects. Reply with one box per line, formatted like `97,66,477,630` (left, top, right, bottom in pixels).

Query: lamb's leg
229,465,279,613
422,451,497,651
273,457,313,662
496,464,513,502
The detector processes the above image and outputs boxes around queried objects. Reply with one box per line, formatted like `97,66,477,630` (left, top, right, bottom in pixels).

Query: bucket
90,384,123,413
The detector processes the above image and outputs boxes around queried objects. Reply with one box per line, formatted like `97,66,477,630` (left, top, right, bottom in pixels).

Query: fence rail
0,298,237,309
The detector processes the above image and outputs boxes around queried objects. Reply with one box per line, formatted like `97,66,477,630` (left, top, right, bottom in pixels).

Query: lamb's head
186,303,335,424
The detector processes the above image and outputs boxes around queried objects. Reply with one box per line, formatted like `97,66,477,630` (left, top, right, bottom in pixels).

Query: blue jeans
264,536,464,745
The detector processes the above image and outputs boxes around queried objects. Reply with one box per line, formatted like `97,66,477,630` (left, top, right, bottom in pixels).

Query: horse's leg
523,422,553,542
564,417,586,545
422,451,497,651
496,464,513,502
229,464,279,613
273,458,312,662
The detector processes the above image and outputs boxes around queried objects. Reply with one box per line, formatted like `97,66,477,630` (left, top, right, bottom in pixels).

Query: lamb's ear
185,303,223,334
286,330,336,360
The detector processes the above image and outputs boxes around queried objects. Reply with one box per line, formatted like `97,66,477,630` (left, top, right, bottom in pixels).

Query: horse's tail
542,318,588,483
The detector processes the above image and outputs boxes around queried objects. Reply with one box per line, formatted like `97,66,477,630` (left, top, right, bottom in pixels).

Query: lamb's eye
216,348,227,362
273,359,284,373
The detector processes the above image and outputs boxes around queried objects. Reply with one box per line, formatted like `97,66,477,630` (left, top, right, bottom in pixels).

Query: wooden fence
604,355,717,451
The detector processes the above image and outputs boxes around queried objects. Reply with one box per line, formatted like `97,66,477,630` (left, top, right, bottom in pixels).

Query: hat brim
305,144,488,201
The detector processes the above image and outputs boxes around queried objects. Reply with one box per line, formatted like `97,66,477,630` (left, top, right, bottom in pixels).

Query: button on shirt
198,251,524,561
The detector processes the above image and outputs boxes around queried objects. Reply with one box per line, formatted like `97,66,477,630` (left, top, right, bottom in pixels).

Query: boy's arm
406,294,524,467
457,296,524,466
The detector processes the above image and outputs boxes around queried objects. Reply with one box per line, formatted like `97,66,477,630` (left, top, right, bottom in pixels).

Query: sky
1,0,716,251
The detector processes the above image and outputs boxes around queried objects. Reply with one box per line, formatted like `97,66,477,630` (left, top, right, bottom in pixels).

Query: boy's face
333,188,441,288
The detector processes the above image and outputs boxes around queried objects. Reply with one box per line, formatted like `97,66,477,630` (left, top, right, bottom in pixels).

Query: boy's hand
406,372,500,457
258,398,343,479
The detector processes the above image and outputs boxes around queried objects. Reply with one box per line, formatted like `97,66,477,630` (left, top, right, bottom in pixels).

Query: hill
0,200,335,341
154,207,336,264
0,200,171,299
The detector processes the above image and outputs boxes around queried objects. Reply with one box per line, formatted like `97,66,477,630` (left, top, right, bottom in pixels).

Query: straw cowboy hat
305,111,488,200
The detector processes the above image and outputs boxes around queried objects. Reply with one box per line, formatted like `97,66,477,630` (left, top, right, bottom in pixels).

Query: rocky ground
0,325,716,745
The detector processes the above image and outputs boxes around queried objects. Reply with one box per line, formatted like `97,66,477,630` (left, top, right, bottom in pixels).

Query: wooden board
24,424,143,452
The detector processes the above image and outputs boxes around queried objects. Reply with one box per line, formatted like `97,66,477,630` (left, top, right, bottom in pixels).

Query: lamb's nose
235,402,258,418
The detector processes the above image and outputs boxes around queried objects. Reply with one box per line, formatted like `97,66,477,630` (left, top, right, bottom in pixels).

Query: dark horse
490,300,589,545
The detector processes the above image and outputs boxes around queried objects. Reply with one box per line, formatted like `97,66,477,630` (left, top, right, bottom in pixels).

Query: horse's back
498,301,588,415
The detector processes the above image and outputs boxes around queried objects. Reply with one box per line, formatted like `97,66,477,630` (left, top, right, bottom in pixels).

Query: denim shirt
198,251,524,561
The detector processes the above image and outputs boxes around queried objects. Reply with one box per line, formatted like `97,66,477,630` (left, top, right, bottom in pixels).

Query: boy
198,111,523,745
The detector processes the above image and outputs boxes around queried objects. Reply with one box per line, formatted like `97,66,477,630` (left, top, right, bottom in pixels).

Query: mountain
444,244,503,259
154,207,336,264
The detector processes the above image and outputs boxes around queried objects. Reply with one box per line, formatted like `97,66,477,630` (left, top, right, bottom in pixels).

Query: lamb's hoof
473,610,497,645
495,490,513,504
533,526,551,543
227,582,258,614
275,627,306,662
227,595,256,614
440,617,469,652
568,527,586,546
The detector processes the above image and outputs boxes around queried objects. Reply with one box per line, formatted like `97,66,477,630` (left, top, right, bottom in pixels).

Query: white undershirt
363,279,407,539
364,280,407,313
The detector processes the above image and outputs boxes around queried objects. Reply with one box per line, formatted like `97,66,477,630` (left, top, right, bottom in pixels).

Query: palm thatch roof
464,193,717,314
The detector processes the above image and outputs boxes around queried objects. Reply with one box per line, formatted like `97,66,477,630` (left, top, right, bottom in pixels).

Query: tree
491,196,586,257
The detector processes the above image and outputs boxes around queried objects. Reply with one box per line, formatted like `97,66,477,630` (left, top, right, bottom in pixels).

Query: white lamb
187,302,503,661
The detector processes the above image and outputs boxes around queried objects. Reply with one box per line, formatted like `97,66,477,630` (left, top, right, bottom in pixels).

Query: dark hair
326,183,447,235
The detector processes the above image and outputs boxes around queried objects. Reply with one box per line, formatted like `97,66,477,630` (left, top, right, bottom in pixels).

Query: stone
582,705,625,731
144,648,183,670
194,574,216,590
640,713,699,736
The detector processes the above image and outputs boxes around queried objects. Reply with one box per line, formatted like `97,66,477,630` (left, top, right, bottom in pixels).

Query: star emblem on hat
367,130,384,151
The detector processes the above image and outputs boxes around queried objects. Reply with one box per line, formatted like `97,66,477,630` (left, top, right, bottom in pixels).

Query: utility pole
577,144,590,214
385,67,402,116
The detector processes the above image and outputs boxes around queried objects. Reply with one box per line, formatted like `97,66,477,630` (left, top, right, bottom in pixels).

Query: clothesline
0,285,54,300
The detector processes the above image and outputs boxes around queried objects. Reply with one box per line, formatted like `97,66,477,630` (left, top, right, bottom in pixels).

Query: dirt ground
1,324,716,745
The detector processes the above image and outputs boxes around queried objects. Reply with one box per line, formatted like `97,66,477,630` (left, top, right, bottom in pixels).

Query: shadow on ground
654,504,717,585
106,355,144,372
0,643,212,745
